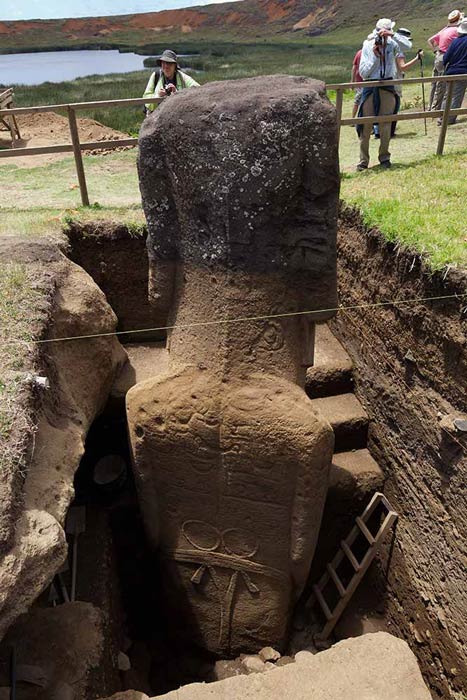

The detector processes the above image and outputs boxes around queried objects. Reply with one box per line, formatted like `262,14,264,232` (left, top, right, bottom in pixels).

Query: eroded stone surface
0,242,126,639
129,76,339,655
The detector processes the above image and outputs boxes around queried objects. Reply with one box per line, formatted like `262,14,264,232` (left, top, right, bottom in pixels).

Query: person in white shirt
356,19,405,170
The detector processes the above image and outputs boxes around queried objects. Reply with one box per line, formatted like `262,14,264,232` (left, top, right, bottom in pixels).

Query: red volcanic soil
0,20,46,35
258,0,296,22
0,0,453,44
128,9,208,29
0,1,310,43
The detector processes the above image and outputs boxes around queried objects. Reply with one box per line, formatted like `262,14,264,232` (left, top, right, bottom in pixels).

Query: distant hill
0,0,453,52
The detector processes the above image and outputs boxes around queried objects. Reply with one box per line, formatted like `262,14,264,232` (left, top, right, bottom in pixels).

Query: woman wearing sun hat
428,10,464,110
440,17,467,124
143,49,200,113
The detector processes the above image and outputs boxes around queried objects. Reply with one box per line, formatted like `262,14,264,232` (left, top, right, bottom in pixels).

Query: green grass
0,150,140,208
0,263,45,472
341,151,467,269
336,82,467,269
0,203,145,239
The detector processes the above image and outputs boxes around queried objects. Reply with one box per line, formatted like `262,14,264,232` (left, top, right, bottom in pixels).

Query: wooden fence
0,88,21,145
0,74,466,206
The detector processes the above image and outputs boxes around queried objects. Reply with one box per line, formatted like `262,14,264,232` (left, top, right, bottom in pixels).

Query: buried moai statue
127,76,339,655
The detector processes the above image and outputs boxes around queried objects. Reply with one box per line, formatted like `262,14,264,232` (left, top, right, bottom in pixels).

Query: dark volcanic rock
138,74,339,316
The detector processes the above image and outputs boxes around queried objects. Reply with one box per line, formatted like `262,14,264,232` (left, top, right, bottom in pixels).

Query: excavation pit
0,211,465,699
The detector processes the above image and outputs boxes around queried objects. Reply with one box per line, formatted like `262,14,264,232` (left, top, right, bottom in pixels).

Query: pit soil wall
333,207,467,699
66,222,165,340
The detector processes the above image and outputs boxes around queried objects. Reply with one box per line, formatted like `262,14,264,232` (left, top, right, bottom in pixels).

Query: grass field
2,29,467,269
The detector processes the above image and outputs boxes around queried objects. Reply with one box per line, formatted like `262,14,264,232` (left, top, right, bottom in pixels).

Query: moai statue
127,75,339,656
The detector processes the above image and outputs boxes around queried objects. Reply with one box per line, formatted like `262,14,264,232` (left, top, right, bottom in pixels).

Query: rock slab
151,632,431,700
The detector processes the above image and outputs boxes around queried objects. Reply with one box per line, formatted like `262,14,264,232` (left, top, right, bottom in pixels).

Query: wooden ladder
312,491,398,641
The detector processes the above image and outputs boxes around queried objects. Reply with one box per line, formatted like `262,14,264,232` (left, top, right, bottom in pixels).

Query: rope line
3,293,465,347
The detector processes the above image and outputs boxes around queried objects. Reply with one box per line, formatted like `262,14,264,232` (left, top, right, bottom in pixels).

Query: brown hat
157,49,178,65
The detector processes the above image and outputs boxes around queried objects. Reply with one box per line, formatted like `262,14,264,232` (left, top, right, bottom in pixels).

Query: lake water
0,49,149,86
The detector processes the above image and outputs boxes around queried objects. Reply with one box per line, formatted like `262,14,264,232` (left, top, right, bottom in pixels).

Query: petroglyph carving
128,76,339,654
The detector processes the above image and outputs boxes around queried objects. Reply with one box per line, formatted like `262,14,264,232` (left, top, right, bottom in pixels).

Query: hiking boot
356,163,368,172
380,160,391,169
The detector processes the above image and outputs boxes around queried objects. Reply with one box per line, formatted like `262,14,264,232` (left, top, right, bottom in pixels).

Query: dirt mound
0,111,133,167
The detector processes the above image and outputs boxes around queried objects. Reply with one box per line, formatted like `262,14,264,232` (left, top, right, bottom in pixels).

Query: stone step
330,448,384,494
306,323,354,398
309,393,369,452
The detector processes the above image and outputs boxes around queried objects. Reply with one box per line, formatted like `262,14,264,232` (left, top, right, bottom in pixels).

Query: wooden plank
360,491,383,522
327,73,467,90
327,563,346,596
437,80,454,156
67,106,89,207
356,516,375,545
335,88,344,141
0,95,164,118
0,89,13,105
11,114,21,140
341,107,466,126
0,137,138,158
79,138,138,151
312,585,333,621
341,541,360,572
2,107,464,159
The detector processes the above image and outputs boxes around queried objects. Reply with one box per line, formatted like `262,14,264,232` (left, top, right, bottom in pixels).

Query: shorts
354,87,363,104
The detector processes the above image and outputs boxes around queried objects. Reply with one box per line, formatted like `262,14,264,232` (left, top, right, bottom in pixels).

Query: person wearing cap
427,10,463,110
143,49,200,113
356,19,401,170
440,17,467,124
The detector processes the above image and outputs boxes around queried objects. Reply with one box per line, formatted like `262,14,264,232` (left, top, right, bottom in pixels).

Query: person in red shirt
428,9,463,110
351,48,363,117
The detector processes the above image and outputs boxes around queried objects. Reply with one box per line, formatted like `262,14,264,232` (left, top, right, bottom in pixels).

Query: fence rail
0,74,466,206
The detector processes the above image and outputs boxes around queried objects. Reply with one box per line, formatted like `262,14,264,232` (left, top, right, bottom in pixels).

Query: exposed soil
66,221,165,340
0,112,133,167
333,205,467,699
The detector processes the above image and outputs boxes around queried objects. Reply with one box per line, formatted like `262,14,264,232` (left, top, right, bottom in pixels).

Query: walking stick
418,50,428,135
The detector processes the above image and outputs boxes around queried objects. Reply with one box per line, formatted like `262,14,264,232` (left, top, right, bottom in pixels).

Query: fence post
436,80,454,156
335,88,344,141
67,105,89,206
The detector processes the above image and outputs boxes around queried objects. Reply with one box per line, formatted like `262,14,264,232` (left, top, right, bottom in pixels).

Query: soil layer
66,221,165,340
333,206,467,699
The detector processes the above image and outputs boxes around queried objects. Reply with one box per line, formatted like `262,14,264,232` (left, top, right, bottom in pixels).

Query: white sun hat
376,18,396,30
